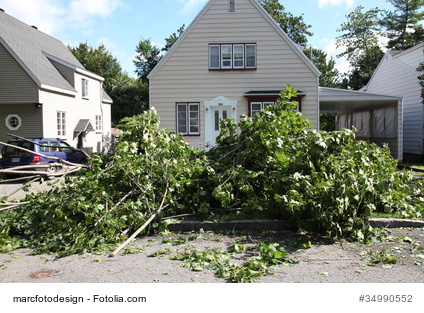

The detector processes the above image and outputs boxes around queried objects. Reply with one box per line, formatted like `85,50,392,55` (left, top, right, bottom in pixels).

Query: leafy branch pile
209,85,422,239
0,110,210,256
167,241,295,283
1,85,423,256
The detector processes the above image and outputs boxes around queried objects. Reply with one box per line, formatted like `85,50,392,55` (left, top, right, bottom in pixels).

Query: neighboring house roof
147,0,320,80
363,42,424,92
0,9,109,99
320,87,403,112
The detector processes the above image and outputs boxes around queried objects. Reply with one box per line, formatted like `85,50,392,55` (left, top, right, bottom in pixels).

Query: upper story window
82,78,89,98
209,43,256,70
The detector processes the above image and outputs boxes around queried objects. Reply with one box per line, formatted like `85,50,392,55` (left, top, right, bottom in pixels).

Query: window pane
263,102,274,109
233,45,244,68
209,45,220,69
189,104,199,133
214,111,220,131
40,141,49,153
221,45,232,68
251,102,262,116
177,104,187,133
246,44,256,68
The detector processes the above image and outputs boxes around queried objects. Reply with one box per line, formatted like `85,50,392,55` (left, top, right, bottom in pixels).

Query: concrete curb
369,218,424,228
168,218,424,232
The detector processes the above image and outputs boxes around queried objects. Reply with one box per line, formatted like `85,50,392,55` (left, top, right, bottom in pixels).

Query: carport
319,87,403,160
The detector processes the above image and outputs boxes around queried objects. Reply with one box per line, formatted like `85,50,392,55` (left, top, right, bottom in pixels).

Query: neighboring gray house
148,0,321,149
362,42,424,160
0,9,112,153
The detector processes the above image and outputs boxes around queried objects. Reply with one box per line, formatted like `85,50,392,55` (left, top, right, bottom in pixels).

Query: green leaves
208,85,422,241
1,109,210,256
1,85,422,257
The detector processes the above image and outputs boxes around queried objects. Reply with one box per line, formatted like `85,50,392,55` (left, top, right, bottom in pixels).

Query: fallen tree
0,86,422,257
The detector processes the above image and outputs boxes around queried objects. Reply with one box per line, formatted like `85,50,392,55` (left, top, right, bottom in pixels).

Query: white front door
204,96,237,148
211,106,230,145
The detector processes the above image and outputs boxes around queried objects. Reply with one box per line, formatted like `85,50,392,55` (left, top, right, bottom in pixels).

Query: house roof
0,9,108,97
362,42,424,91
244,90,305,96
147,0,321,80
74,119,95,138
319,87,403,112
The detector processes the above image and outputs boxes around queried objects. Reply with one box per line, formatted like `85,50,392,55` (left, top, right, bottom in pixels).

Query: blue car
0,139,87,173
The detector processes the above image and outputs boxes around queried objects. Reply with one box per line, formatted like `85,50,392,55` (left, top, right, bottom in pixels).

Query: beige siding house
148,0,320,149
0,9,112,153
362,42,424,159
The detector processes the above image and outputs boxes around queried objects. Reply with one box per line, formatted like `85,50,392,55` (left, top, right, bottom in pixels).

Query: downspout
398,98,403,161
100,81,104,154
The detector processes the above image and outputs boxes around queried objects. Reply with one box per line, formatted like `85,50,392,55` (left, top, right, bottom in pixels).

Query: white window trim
5,114,22,131
82,78,89,99
221,45,233,69
233,44,245,69
176,103,200,135
57,111,66,137
245,44,257,69
250,101,299,116
209,43,257,70
95,115,102,132
209,45,220,69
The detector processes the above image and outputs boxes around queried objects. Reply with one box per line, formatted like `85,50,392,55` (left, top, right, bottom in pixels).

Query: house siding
0,103,43,143
365,45,424,155
149,0,319,148
39,72,111,152
0,43,38,103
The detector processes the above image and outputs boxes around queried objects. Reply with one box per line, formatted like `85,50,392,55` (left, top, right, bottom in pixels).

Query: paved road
1,227,423,283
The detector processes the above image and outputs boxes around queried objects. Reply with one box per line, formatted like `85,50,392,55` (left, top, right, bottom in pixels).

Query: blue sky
0,0,413,76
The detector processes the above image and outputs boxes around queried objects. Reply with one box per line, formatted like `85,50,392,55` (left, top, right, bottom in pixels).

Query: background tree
162,24,185,52
336,6,384,89
303,47,339,87
381,0,424,50
342,45,385,90
418,59,424,104
259,0,313,46
134,25,186,83
69,42,122,91
108,74,149,125
133,38,162,83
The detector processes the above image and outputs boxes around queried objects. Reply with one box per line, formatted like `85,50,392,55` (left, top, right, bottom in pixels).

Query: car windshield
3,142,33,154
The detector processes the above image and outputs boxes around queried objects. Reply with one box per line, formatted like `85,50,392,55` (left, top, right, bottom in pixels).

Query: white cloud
69,0,121,21
0,0,66,35
178,0,207,15
317,0,355,8
0,0,121,36
321,39,351,74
